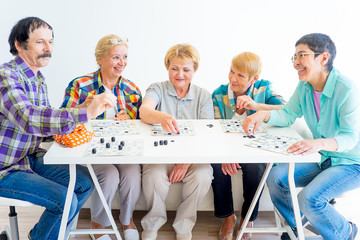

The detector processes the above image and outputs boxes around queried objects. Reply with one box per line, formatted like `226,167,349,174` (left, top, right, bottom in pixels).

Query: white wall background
1,0,359,108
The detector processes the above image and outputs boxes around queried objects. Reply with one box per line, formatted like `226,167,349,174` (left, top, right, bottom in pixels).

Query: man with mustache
0,17,117,239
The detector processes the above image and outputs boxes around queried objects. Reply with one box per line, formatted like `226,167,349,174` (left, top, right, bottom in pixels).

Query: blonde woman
139,44,214,240
212,52,285,240
61,35,142,240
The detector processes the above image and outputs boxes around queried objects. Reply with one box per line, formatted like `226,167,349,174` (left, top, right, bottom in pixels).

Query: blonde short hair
95,34,128,65
164,43,200,71
231,52,262,79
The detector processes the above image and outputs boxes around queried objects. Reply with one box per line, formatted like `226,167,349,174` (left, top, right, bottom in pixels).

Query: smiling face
98,44,128,81
16,26,53,73
228,65,257,95
293,44,323,83
168,57,195,92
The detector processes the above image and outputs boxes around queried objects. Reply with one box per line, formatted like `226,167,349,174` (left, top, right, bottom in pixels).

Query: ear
320,52,330,66
97,58,102,67
14,40,23,53
250,75,259,84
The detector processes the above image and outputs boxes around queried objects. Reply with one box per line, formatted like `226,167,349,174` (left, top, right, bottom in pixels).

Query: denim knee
78,165,94,185
266,168,278,191
297,187,321,217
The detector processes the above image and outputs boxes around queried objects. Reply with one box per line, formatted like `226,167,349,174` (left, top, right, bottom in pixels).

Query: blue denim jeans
211,163,266,220
267,162,360,240
0,155,94,240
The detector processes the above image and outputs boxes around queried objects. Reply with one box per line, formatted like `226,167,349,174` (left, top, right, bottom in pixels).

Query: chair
0,197,34,240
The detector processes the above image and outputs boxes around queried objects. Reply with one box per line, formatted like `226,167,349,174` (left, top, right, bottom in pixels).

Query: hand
236,95,259,111
86,92,117,119
83,95,94,107
287,139,324,155
114,110,131,121
169,164,191,183
160,113,180,134
75,95,94,109
222,163,241,176
242,111,270,135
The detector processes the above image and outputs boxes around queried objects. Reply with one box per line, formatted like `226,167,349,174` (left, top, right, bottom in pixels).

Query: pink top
313,89,322,122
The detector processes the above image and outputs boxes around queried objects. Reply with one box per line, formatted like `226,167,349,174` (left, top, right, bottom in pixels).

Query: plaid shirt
61,69,142,119
212,80,286,119
0,57,88,179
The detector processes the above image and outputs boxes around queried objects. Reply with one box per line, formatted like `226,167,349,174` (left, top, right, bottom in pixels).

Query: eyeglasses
108,37,128,45
291,52,321,63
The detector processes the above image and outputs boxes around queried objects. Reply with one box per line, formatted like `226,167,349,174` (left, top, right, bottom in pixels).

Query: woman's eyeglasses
291,52,321,63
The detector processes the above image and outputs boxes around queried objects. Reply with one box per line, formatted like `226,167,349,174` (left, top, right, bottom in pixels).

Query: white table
44,119,319,240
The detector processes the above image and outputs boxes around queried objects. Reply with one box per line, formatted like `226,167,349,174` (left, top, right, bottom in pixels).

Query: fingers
114,110,131,121
103,93,117,109
252,121,261,135
237,99,248,110
236,96,247,109
242,118,253,135
168,169,176,183
287,141,312,155
87,93,117,119
172,119,180,134
161,115,179,134
94,92,117,109
169,167,186,183
237,96,256,110
242,112,268,135
222,163,240,176
84,95,94,106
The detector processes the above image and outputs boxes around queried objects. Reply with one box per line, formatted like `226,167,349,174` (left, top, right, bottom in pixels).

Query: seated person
243,33,360,240
0,17,116,239
139,43,214,240
61,34,142,240
211,52,285,240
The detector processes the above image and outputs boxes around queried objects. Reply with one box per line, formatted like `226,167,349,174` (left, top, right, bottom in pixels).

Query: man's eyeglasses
291,52,321,63
108,37,128,45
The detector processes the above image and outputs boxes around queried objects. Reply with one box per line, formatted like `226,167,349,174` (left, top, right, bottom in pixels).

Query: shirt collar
95,70,104,90
167,81,195,100
321,68,337,99
97,70,124,91
15,56,45,83
227,83,254,106
303,68,337,99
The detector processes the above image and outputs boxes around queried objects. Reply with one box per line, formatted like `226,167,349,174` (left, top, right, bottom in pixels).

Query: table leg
236,163,273,240
58,164,76,240
288,162,304,240
86,164,122,240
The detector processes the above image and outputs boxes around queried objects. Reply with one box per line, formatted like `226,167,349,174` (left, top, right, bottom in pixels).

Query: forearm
10,105,86,136
139,106,169,124
256,103,283,111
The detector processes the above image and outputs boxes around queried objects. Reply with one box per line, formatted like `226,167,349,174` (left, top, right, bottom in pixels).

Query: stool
273,187,360,239
0,197,34,240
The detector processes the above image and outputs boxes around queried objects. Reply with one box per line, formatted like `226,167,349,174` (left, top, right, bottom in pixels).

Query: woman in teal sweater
212,52,285,240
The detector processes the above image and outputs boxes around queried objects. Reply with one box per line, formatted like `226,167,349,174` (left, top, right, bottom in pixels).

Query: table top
44,119,320,165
